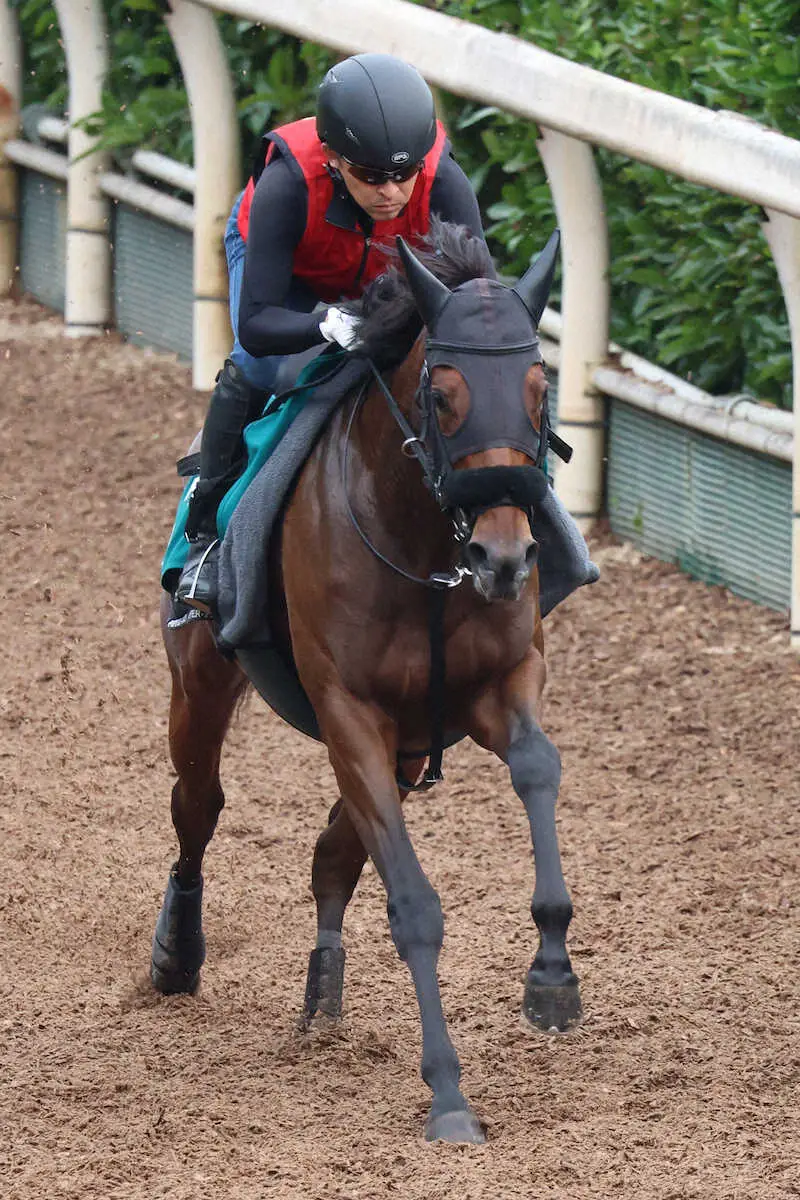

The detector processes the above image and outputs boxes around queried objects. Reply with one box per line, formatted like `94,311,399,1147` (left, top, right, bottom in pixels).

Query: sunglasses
341,157,424,186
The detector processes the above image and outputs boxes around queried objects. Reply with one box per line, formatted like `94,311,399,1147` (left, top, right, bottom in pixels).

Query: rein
342,368,462,791
342,369,471,590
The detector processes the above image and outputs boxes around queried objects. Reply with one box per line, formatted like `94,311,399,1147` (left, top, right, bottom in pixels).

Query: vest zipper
353,235,371,291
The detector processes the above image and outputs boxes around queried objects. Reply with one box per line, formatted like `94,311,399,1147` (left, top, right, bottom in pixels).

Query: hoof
425,1108,486,1145
523,979,582,1032
150,961,200,996
303,946,345,1023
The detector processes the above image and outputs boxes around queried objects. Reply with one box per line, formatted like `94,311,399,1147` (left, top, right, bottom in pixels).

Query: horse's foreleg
303,756,426,1024
152,616,248,994
507,719,582,1031
469,655,582,1033
303,799,367,1023
315,692,484,1144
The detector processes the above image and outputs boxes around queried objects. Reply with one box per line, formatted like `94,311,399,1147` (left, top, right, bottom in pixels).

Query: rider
175,52,485,615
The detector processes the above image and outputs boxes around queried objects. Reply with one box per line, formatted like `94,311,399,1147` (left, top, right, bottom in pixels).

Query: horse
152,220,582,1145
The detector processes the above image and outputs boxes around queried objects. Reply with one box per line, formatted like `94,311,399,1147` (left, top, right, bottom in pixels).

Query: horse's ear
513,229,561,327
396,236,451,329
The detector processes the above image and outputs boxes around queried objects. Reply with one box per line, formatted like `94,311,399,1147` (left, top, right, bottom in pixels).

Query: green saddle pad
161,354,338,592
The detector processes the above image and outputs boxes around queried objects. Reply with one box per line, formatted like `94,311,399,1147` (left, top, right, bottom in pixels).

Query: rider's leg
176,194,295,613
175,355,268,613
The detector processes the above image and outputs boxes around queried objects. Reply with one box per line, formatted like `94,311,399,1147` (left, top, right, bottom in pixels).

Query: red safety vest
236,116,448,301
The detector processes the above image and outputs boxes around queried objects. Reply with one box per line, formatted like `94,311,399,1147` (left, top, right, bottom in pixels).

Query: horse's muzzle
464,536,538,601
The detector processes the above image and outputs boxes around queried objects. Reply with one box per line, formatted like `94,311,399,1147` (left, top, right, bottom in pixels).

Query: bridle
343,281,572,590
342,357,554,588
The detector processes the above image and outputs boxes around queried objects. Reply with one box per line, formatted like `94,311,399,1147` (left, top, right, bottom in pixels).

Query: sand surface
1,296,797,1199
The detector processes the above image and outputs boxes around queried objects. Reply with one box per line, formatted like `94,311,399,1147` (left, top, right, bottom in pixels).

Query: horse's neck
359,339,424,456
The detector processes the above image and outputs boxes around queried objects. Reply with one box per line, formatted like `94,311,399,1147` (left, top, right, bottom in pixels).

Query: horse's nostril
465,542,489,571
525,541,539,569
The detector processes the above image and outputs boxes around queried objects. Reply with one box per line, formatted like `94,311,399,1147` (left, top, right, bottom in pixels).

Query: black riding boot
175,358,263,615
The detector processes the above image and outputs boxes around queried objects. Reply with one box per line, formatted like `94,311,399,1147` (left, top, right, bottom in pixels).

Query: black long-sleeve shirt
238,150,484,359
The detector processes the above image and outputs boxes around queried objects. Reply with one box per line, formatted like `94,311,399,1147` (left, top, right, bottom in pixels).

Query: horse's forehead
435,278,536,346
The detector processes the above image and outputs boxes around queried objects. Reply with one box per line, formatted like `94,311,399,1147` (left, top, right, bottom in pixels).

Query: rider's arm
237,158,328,357
429,153,485,240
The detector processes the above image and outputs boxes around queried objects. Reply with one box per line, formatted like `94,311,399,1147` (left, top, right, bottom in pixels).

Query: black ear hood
396,235,451,329
316,53,437,171
397,237,547,470
513,229,561,326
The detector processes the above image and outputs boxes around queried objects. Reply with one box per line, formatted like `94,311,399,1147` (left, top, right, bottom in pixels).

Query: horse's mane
352,216,498,368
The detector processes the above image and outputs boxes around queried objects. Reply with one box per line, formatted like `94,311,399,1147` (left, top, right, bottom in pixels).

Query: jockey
176,52,485,615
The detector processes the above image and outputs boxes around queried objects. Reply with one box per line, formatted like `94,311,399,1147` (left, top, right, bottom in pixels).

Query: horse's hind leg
303,799,367,1023
303,760,425,1024
152,611,248,994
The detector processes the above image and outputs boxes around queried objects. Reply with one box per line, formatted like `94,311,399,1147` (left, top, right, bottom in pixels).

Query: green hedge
10,0,335,167
10,0,799,406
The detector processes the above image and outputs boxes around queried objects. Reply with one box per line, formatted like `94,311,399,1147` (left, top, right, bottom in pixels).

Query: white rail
201,0,800,219
131,151,196,196
0,0,20,294
52,0,111,337
4,139,68,179
99,173,194,231
36,115,68,145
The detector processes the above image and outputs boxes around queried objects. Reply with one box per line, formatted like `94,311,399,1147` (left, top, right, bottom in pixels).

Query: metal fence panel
19,171,66,312
608,400,791,610
112,203,194,359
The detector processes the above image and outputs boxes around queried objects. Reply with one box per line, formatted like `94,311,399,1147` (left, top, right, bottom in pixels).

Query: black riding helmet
316,54,437,173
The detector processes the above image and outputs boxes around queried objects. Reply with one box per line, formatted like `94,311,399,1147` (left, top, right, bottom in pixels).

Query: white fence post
763,210,800,649
163,0,241,391
0,0,21,296
52,0,111,336
537,129,609,526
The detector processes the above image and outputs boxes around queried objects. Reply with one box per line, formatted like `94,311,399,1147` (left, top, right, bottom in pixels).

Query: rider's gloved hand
319,306,362,351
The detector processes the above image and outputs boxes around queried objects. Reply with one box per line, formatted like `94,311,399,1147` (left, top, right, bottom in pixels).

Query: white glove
319,306,362,350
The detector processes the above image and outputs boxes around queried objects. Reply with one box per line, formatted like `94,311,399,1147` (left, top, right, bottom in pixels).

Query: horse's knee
171,777,224,826
507,728,561,797
387,882,444,960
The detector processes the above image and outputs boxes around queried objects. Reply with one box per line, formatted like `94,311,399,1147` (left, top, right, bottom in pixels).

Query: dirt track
1,295,798,1199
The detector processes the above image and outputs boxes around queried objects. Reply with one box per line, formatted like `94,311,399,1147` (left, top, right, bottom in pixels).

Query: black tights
185,360,265,539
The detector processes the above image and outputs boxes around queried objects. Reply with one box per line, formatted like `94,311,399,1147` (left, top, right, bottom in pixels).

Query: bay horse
153,221,582,1145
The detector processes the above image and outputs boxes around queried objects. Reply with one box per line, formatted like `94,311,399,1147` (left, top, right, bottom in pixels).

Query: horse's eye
432,389,450,413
